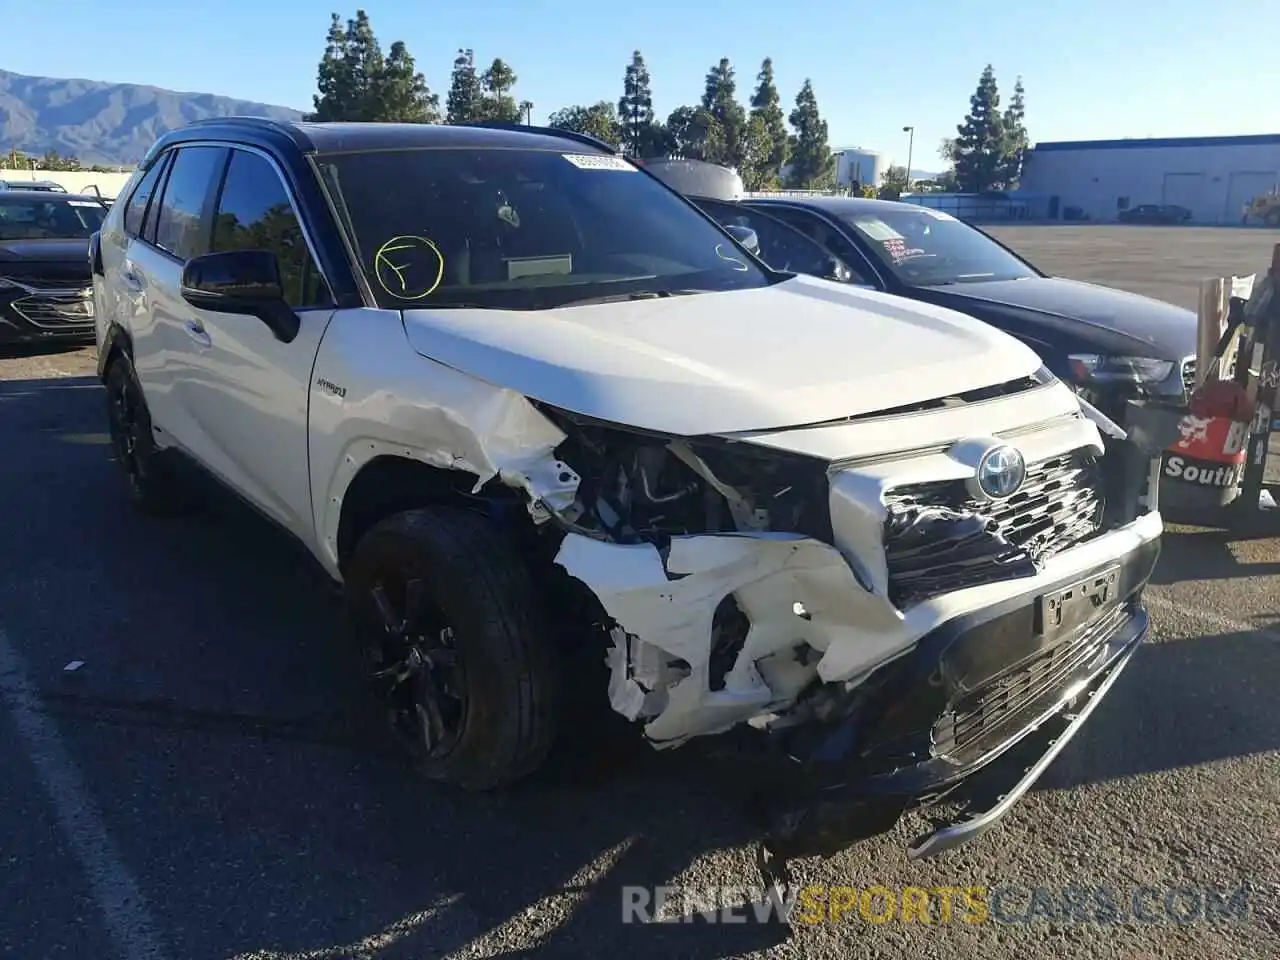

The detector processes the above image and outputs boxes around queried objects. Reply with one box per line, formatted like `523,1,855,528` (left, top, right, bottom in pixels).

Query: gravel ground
1,226,1278,960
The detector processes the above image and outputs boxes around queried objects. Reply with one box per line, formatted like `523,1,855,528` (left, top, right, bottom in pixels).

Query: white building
1020,134,1280,224
831,148,883,189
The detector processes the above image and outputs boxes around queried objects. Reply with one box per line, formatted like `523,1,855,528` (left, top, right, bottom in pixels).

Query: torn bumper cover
745,533,1159,863
553,496,1160,862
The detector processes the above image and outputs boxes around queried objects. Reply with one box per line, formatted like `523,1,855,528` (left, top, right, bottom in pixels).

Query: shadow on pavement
0,375,789,959
9,375,1279,957
1036,623,1280,792
1151,522,1280,585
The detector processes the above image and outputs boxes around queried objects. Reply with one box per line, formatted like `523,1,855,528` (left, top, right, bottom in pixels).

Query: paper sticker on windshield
562,154,637,172
68,200,102,208
854,218,904,243
920,208,956,221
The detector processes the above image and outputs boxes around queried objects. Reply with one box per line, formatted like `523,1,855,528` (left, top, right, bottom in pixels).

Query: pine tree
343,10,383,121
309,12,436,122
547,102,621,148
309,14,355,121
446,48,482,124
952,64,1007,193
371,41,440,123
786,79,834,189
738,115,774,190
700,58,746,168
1000,77,1028,189
747,58,788,188
666,105,722,162
480,58,520,123
618,51,656,157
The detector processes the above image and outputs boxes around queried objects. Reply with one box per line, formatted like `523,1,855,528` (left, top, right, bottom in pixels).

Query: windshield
0,196,107,240
840,206,1037,286
320,148,772,310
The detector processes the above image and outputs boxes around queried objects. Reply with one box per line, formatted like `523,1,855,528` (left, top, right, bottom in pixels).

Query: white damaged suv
92,119,1163,871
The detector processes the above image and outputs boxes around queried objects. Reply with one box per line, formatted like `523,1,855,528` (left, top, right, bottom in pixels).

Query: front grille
932,602,1130,762
883,450,1104,607
1182,358,1197,393
11,291,94,327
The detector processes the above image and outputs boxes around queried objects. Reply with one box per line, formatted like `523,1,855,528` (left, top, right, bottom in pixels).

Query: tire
104,357,185,515
343,506,561,791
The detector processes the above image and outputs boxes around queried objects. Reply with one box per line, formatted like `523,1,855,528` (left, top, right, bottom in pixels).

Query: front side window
839,207,1038,286
124,155,168,238
0,196,108,240
695,199,869,282
212,149,328,307
153,146,225,260
319,147,775,310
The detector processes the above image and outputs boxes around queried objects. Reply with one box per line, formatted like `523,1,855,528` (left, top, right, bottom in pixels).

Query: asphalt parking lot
2,225,1279,960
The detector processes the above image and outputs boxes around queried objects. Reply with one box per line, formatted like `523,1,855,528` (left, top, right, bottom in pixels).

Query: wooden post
1197,277,1227,387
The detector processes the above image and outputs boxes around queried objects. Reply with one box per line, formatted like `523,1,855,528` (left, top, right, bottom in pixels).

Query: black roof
159,117,617,158
749,195,924,216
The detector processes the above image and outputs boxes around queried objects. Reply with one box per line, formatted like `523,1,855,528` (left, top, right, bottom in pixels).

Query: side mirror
723,224,760,256
180,250,299,343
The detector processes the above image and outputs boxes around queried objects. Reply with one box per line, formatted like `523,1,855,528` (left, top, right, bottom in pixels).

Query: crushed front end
529,371,1163,868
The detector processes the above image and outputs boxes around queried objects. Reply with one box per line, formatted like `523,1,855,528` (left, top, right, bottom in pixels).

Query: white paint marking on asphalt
0,629,167,960
1146,594,1280,643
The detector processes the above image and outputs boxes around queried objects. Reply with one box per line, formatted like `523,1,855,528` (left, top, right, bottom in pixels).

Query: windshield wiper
554,288,707,308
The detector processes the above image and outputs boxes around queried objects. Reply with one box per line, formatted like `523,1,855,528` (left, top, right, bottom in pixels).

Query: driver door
168,147,335,541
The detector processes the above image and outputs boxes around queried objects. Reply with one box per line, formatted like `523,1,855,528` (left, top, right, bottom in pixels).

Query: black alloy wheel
362,573,466,758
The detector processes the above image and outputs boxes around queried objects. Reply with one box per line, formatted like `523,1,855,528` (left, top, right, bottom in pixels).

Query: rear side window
123,157,167,237
153,146,225,260
212,149,329,307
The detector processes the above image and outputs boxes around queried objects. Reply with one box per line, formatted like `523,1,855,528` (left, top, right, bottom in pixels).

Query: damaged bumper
752,528,1159,862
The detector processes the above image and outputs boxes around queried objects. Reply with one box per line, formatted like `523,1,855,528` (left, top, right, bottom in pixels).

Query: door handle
183,320,212,348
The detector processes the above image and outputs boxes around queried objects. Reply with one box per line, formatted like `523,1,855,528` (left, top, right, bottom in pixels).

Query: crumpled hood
922,276,1197,361
401,275,1044,436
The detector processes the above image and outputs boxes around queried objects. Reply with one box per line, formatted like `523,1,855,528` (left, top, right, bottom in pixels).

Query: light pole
902,125,915,194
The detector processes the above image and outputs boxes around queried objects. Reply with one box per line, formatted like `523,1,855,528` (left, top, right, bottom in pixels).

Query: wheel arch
98,322,135,383
332,453,526,576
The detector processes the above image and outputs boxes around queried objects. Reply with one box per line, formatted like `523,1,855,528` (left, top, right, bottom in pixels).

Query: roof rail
457,121,620,155
184,115,293,131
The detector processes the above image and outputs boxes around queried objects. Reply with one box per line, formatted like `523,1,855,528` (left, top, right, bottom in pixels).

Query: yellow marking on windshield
373,235,445,300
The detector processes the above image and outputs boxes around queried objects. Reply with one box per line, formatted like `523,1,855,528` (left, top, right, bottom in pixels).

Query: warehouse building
1019,133,1280,224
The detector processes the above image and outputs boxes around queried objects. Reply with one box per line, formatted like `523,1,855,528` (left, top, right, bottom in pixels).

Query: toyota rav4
93,118,1163,876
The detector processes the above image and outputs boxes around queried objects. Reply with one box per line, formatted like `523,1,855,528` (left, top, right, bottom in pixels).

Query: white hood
401,274,1043,436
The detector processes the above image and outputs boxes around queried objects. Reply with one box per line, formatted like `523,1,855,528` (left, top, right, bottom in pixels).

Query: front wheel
343,506,561,791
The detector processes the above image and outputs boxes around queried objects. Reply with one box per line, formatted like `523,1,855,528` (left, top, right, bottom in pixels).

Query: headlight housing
1067,354,1174,385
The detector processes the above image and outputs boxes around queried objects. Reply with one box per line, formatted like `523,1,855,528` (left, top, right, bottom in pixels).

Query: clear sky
7,0,1276,172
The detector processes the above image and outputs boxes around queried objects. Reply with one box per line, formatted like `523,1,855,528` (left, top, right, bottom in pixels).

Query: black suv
0,189,108,345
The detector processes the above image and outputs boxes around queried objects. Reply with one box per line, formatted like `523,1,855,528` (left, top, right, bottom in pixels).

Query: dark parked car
1118,203,1191,224
0,189,108,345
680,195,1196,423
649,191,1205,507
0,179,68,193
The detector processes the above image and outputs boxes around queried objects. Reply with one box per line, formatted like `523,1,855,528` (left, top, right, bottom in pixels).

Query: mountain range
0,69,303,166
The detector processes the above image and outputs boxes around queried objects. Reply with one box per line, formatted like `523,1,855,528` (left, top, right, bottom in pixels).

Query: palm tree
519,100,534,125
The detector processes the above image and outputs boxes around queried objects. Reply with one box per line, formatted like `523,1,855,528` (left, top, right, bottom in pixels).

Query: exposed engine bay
530,406,857,746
